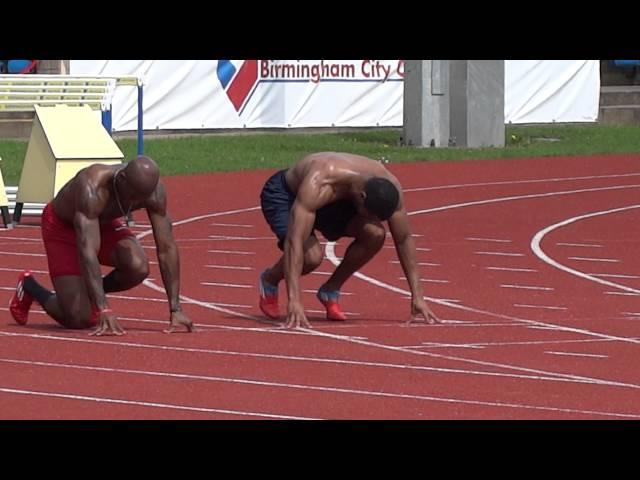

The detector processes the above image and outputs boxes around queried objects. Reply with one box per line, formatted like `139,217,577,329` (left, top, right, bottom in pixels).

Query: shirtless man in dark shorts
259,151,440,329
9,156,193,335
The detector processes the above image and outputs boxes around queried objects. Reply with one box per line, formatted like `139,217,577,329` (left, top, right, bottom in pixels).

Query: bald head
122,156,160,196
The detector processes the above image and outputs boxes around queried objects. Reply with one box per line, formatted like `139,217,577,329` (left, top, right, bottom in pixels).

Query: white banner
504,60,600,124
70,60,600,131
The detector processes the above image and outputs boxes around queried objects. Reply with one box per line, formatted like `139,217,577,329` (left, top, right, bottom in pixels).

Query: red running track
1,153,640,419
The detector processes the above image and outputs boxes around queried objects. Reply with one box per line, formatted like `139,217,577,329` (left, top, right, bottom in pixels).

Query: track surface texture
2,154,640,419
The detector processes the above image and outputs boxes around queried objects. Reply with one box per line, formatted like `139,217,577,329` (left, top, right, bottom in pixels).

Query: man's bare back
284,152,401,209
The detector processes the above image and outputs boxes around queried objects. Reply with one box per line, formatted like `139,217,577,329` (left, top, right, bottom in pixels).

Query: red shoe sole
259,299,281,319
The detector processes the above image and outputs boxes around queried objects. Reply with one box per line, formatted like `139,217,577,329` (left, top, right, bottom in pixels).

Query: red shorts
41,202,135,278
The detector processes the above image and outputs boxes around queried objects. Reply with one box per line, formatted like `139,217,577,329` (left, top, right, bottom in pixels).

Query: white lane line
545,351,609,359
208,249,255,255
591,273,640,279
0,237,40,242
0,251,45,257
404,343,484,350
513,304,567,311
528,326,569,331
500,284,554,291
392,261,440,266
404,172,640,193
604,292,640,297
486,267,538,273
0,267,48,274
466,237,512,243
475,252,525,257
201,282,252,289
403,296,461,303
208,235,272,240
205,265,253,271
0,385,317,420
210,223,254,228
306,309,361,316
409,337,626,349
556,242,603,248
409,184,640,218
568,257,620,263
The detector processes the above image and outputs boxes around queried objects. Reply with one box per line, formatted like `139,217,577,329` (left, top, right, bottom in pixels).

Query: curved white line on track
531,205,640,295
404,172,640,192
408,184,640,216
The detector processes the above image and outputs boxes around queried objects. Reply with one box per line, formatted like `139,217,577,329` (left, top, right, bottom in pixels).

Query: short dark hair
363,177,400,220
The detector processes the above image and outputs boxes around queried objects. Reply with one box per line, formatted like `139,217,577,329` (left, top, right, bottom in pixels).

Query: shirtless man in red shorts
8,156,194,336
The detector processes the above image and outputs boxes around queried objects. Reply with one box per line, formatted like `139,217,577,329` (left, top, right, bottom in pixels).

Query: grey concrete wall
403,60,450,147
450,60,505,148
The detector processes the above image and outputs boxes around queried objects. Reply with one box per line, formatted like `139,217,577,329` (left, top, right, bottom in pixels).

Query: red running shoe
9,270,34,325
317,287,347,321
259,270,280,319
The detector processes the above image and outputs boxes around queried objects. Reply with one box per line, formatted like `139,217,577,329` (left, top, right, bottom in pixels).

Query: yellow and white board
16,104,124,205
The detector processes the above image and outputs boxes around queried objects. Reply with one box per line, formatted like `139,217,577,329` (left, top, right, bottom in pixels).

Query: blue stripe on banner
217,60,237,89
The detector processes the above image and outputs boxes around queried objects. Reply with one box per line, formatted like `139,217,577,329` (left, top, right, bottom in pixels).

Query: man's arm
73,177,124,335
282,175,334,329
387,199,440,324
387,207,423,298
73,179,109,312
283,199,317,329
146,182,193,332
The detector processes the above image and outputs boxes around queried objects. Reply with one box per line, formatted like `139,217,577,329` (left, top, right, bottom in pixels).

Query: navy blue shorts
260,169,358,250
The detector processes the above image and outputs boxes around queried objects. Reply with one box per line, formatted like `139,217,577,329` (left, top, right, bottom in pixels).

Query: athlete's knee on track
113,239,150,286
64,305,96,329
362,222,386,251
127,255,150,285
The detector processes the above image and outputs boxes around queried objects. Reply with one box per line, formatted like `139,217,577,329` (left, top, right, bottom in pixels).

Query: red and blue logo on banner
216,60,259,114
